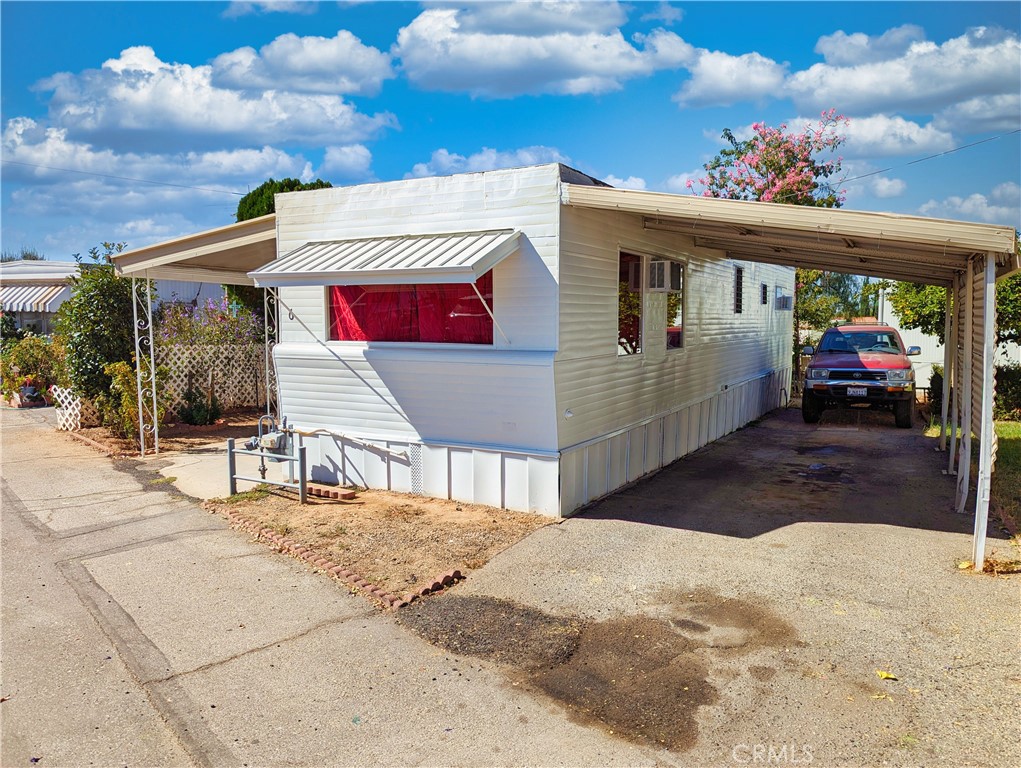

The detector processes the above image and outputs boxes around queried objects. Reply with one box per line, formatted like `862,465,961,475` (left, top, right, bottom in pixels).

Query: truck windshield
819,332,903,354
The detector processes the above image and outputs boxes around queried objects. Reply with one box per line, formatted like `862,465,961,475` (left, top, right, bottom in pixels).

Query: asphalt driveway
441,405,1019,766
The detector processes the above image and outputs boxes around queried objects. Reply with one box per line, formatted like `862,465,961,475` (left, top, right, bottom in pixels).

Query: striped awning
250,229,522,287
0,283,69,312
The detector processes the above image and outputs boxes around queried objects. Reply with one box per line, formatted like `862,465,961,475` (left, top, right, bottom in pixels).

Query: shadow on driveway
578,406,997,540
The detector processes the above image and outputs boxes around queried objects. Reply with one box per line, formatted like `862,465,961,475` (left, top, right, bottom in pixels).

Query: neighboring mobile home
248,164,794,516
0,259,225,334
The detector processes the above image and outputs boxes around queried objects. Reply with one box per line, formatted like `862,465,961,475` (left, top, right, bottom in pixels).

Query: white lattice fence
157,344,274,413
50,386,101,431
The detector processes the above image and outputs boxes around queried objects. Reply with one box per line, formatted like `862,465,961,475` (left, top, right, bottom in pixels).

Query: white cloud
788,26,1021,114
674,50,787,107
663,170,702,193
814,24,926,66
933,93,1021,134
869,176,907,199
319,145,373,179
919,181,1021,225
222,1,316,19
37,46,397,152
843,114,954,157
0,116,337,255
393,8,693,97
641,3,682,25
603,175,647,190
451,1,628,35
211,31,394,95
3,117,312,187
406,146,570,178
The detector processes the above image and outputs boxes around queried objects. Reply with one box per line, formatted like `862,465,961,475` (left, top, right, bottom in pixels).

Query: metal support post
227,438,238,497
298,444,307,504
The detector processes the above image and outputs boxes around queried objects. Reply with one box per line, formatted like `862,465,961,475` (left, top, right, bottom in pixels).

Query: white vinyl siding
555,205,794,452
274,342,557,450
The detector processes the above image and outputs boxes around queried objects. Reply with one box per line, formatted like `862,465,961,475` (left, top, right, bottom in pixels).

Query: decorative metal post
263,286,279,416
132,274,160,455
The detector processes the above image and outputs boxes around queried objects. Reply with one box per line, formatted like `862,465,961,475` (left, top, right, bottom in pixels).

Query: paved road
0,408,653,767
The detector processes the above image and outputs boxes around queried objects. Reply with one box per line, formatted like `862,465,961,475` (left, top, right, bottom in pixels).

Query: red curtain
329,271,493,344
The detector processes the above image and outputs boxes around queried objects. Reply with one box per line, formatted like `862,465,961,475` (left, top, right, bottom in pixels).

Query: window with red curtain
329,270,493,344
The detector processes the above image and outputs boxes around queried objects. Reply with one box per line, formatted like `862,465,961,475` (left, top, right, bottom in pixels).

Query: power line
840,128,1021,185
1,159,245,196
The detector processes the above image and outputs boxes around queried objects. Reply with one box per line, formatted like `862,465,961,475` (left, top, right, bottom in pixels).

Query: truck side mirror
906,346,921,356
802,345,815,356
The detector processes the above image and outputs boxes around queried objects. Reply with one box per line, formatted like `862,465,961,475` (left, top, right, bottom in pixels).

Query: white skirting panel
559,368,790,516
307,434,561,516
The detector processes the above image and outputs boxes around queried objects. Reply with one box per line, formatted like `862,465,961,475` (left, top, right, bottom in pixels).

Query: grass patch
992,421,1020,537
213,485,272,504
149,476,177,485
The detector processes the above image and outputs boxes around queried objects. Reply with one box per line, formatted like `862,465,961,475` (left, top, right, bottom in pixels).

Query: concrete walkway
0,408,656,767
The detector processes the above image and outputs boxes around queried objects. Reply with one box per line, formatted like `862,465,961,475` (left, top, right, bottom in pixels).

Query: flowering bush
158,296,263,350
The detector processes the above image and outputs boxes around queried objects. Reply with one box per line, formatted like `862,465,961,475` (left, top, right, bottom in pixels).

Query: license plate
847,386,868,397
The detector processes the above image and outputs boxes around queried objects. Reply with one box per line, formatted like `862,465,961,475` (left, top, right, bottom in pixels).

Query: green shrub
178,384,222,426
0,307,24,354
96,359,171,441
54,243,141,400
0,334,65,400
930,364,944,408
995,363,1021,421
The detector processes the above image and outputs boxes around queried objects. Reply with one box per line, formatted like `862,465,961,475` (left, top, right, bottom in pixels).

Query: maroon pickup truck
802,323,921,428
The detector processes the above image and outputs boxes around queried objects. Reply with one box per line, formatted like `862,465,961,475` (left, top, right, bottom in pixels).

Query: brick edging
220,509,465,610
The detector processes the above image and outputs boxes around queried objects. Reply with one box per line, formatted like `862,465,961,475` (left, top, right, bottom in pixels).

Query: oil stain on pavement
399,589,797,752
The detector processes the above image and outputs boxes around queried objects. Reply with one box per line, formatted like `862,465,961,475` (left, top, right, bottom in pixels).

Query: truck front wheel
802,392,822,424
894,399,914,429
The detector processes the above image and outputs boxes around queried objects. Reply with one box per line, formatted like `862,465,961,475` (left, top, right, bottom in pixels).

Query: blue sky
2,1,1019,261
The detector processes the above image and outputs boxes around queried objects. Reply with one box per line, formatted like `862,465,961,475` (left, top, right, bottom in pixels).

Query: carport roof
560,184,1019,286
113,214,276,286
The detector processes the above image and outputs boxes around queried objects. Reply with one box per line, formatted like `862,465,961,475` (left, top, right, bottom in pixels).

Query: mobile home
249,164,794,515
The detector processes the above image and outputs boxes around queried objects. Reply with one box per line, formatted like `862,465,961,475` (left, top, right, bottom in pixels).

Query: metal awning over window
249,229,522,287
0,284,69,312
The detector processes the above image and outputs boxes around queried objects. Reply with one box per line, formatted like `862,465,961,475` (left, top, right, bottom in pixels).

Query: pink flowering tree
687,109,850,207
687,111,852,379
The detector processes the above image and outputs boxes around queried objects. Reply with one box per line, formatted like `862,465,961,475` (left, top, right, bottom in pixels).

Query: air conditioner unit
775,295,793,311
649,260,682,292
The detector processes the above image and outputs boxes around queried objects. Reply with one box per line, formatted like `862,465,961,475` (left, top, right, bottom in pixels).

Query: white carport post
131,274,160,456
938,277,954,452
955,262,975,514
946,273,961,471
972,253,997,571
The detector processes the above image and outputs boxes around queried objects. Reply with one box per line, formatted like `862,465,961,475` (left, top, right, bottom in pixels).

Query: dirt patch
204,490,552,598
72,408,264,456
399,590,797,752
399,596,582,669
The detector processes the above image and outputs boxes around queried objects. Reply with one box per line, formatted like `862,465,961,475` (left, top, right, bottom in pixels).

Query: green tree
53,242,138,399
888,272,1021,347
1,246,45,262
235,177,332,222
230,177,333,315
